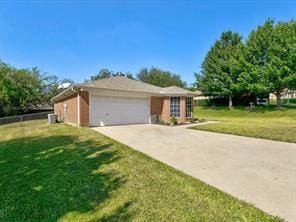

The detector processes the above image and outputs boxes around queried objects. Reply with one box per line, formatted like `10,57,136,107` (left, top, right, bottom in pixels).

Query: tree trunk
276,92,281,107
228,95,233,108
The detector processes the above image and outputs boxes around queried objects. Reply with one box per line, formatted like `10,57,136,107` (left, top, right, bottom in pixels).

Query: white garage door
89,95,150,126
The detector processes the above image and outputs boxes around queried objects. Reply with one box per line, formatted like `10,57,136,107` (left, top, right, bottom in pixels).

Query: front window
186,97,192,118
170,97,180,117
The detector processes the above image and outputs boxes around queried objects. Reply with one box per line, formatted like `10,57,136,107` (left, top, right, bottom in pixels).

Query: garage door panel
90,96,149,126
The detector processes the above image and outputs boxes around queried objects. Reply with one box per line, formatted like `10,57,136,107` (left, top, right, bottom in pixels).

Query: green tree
60,78,75,84
126,72,134,80
113,71,135,79
267,20,296,105
0,60,71,117
197,31,243,107
89,69,134,81
137,67,186,87
0,63,43,116
90,68,112,81
236,19,296,106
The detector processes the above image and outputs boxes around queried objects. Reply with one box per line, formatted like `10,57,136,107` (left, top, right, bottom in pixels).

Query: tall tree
237,19,296,106
197,31,243,107
267,20,296,105
137,67,186,87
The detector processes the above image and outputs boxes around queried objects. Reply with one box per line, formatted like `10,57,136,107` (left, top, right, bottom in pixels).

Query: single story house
52,76,198,126
269,90,296,101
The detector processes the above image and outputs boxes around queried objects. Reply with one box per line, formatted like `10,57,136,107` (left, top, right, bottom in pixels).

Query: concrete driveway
93,124,296,221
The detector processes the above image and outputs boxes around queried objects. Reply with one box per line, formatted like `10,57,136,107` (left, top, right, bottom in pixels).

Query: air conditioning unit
48,114,58,124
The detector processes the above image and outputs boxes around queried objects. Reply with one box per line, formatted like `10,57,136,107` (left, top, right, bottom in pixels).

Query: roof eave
51,84,200,102
161,93,199,97
51,86,80,102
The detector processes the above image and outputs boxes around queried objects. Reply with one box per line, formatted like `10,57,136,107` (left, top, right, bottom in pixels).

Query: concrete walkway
93,124,296,221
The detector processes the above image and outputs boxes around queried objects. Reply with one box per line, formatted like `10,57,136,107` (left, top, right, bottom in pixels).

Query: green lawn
0,120,282,221
193,106,296,143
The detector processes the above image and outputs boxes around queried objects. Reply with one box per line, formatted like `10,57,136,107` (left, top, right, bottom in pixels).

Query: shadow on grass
0,135,132,221
99,201,133,222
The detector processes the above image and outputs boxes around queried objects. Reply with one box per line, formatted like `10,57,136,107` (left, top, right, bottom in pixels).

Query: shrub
195,94,263,107
282,98,296,104
170,117,178,125
189,118,196,123
195,99,209,107
159,120,170,125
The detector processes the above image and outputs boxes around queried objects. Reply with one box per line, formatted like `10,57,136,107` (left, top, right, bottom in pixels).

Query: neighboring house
269,90,296,101
193,90,202,95
193,90,207,106
52,76,198,126
193,91,226,106
31,103,53,111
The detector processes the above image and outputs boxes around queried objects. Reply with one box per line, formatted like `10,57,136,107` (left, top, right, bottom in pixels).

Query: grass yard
193,106,296,143
0,120,282,221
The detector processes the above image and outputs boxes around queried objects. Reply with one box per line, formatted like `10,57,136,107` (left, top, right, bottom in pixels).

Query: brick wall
79,91,89,126
54,93,78,125
54,101,63,122
54,91,89,126
150,97,163,115
161,96,170,122
54,92,192,126
158,96,194,123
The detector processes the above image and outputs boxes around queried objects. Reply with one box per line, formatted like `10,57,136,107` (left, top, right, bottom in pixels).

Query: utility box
48,114,57,124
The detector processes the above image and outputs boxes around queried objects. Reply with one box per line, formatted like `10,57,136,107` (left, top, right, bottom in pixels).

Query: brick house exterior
52,77,197,126
149,96,194,123
53,91,89,126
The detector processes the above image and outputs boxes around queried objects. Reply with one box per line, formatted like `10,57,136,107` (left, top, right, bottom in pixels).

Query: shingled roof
161,86,194,95
78,76,162,94
52,76,198,101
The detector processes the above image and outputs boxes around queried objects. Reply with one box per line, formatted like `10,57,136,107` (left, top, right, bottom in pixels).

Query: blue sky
0,1,295,85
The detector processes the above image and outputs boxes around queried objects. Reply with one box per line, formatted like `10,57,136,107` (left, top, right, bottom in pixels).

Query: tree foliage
266,20,296,93
236,19,296,105
137,67,187,88
197,19,296,107
197,31,242,107
0,61,72,117
89,68,134,81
